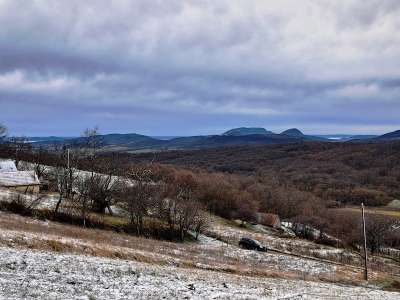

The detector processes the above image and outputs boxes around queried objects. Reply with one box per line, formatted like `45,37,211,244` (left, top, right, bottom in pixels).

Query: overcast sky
1,0,400,136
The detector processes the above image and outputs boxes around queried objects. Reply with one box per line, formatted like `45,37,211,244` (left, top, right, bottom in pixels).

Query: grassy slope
333,206,400,219
0,211,399,288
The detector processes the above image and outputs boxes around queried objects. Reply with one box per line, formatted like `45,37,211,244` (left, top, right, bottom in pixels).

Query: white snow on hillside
0,246,398,300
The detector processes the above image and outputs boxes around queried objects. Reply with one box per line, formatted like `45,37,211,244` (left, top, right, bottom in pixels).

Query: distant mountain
375,130,400,141
222,127,273,136
281,128,327,141
98,133,161,146
34,133,165,151
346,130,400,143
281,128,304,137
33,127,380,152
33,131,305,151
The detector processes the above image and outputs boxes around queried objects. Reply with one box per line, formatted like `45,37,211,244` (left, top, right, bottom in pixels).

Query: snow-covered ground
206,217,359,262
0,188,59,210
196,234,337,276
0,224,338,279
0,246,398,300
0,186,399,298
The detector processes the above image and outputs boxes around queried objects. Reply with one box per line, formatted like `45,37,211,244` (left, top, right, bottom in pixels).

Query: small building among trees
0,159,41,193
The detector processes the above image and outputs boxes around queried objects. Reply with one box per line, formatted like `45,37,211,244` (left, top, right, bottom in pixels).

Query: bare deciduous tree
365,214,396,254
193,211,209,240
88,172,123,215
123,165,157,235
53,147,80,214
32,147,49,180
73,174,92,227
159,173,206,241
87,152,125,215
82,126,101,166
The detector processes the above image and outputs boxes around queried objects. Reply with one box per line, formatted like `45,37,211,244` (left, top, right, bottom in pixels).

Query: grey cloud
0,0,399,136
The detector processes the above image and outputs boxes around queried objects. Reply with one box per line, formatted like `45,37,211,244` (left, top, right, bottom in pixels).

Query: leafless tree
31,147,49,180
52,127,99,219
86,151,125,215
176,198,204,241
158,173,206,241
365,214,396,254
73,174,92,227
87,172,123,215
82,126,101,168
70,168,123,227
53,147,80,214
123,165,158,235
193,211,209,240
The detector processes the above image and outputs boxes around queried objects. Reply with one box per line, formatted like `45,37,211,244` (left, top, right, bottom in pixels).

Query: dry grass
0,210,398,290
333,206,400,219
0,212,338,279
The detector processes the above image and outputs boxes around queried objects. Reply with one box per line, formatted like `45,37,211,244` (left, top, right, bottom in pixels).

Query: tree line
0,123,399,253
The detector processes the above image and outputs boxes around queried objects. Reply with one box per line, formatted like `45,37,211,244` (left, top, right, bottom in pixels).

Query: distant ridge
281,128,304,137
222,127,273,136
375,129,400,141
33,131,303,151
280,128,327,141
30,127,399,152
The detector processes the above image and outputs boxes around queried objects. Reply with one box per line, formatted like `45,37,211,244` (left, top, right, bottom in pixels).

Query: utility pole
67,149,70,170
361,202,368,281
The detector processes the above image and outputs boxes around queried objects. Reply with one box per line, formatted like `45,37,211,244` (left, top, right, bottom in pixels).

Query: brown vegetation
127,141,400,206
0,139,399,253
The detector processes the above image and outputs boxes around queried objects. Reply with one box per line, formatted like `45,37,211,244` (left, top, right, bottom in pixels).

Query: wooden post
361,202,368,281
67,149,70,170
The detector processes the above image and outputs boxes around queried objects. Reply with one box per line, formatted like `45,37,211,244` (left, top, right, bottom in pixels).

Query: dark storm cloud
0,0,399,136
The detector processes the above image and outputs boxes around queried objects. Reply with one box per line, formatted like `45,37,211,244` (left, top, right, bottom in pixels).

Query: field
332,206,400,220
0,207,399,299
1,246,399,300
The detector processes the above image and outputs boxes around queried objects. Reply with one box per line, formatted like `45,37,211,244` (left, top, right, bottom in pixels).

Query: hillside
0,209,398,299
33,131,303,151
281,128,304,137
3,246,397,300
36,133,165,150
223,127,273,136
376,130,400,141
127,141,400,206
281,128,327,141
28,128,400,151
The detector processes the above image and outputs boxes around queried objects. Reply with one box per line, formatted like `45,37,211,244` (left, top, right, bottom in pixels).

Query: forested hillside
127,141,400,207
